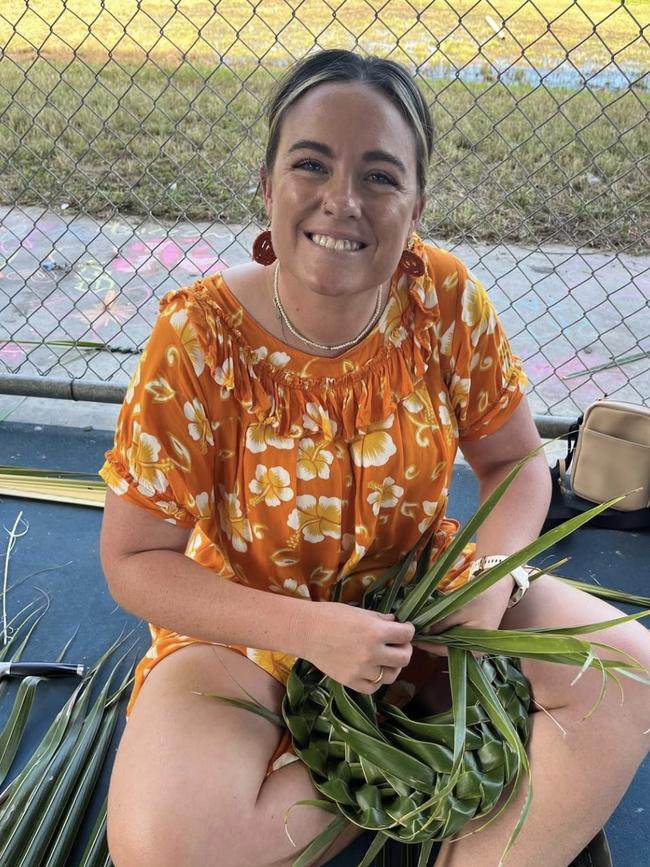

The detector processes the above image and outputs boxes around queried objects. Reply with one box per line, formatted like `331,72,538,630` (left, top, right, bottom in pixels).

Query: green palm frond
202,450,649,867
76,796,112,867
0,628,135,867
0,339,139,355
0,618,78,789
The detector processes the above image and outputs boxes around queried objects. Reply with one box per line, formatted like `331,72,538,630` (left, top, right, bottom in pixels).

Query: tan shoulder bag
546,399,650,531
568,399,650,512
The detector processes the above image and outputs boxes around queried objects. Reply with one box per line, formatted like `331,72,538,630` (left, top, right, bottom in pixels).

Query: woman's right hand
299,601,415,694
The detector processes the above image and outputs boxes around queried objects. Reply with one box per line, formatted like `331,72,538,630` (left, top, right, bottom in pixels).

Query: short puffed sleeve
99,292,216,527
437,257,528,441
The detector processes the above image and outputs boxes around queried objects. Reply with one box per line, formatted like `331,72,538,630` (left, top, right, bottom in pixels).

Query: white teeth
311,233,362,251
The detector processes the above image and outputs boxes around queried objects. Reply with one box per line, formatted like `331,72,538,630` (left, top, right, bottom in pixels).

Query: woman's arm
459,397,552,560
100,490,415,691
100,489,311,657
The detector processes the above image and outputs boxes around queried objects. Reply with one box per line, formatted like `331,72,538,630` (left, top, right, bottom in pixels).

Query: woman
99,49,650,867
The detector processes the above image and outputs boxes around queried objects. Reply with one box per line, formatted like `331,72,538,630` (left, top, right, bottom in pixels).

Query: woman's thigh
500,574,650,719
107,643,288,867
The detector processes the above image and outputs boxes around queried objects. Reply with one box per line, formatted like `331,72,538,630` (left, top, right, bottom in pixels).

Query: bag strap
563,413,582,474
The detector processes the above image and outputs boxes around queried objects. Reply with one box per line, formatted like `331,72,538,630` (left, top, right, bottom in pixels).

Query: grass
0,0,648,250
2,1,648,70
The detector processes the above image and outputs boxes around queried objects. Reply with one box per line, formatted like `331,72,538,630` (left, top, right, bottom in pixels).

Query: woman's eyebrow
287,139,332,157
287,140,406,174
363,149,406,174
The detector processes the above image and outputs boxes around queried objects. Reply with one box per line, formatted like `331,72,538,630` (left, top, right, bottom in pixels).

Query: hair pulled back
264,49,433,195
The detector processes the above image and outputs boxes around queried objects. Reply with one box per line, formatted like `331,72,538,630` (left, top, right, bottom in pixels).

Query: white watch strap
468,555,508,579
507,566,531,608
468,555,530,608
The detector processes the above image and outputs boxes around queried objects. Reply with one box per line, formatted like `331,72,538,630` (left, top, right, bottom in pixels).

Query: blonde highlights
264,50,433,195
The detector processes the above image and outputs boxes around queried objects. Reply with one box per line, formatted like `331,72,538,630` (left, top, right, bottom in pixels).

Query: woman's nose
322,172,362,219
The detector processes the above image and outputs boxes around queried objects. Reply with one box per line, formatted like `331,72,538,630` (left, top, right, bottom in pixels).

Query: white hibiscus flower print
303,402,338,441
248,465,293,507
287,496,342,544
184,398,214,453
214,357,234,399
367,476,404,516
169,309,205,377
418,500,438,534
218,485,252,553
126,422,169,497
350,415,397,468
297,439,334,480
245,420,295,453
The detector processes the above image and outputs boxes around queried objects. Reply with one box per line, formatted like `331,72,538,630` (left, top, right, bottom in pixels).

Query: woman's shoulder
219,262,268,305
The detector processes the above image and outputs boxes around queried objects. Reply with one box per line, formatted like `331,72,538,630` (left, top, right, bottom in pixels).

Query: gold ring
370,666,384,684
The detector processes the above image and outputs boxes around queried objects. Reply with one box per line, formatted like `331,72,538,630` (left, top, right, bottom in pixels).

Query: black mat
0,421,647,866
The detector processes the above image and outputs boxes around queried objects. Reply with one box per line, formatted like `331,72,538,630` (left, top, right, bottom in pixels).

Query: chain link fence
1,1,649,431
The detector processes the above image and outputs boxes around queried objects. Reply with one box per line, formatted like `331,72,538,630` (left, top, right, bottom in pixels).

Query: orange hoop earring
398,234,425,277
252,230,276,265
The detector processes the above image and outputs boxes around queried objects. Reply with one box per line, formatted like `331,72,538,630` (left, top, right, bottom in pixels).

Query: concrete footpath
1,205,648,434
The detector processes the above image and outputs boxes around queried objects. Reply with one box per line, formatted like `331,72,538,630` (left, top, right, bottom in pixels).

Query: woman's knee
106,644,286,866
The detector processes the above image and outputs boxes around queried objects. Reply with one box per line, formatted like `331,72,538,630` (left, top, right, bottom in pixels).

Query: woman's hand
414,575,514,658
301,601,415,694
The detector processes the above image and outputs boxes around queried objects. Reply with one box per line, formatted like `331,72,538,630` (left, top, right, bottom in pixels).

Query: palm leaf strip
0,466,105,508
0,631,134,864
76,795,112,867
41,664,134,867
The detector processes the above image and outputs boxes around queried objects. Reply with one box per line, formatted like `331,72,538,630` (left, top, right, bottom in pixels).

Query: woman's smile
305,231,368,253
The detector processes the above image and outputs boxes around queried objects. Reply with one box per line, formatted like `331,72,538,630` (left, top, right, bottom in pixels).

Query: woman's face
261,81,426,299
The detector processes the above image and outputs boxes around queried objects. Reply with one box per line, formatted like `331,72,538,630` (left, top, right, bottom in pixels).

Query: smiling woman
97,48,650,867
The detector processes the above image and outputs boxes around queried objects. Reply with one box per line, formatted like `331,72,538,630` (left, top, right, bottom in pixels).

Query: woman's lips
305,232,368,253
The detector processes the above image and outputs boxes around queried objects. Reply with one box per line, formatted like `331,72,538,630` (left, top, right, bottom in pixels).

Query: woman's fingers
379,644,413,669
414,640,448,658
377,613,416,645
351,666,402,694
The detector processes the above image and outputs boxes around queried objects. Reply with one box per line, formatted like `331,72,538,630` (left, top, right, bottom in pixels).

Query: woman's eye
295,159,323,172
368,171,396,185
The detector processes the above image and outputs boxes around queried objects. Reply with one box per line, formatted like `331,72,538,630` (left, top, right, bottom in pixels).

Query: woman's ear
260,165,272,218
411,193,426,231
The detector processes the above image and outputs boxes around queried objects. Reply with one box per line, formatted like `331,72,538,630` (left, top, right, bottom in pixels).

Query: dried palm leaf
0,466,106,508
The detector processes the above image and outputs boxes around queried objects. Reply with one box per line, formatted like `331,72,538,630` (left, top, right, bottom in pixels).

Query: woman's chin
299,268,380,299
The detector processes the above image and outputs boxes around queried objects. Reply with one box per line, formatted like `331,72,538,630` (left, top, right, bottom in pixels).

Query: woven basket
282,653,531,846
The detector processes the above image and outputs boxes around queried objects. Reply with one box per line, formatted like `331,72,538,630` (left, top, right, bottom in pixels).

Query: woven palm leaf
283,653,530,845
270,459,650,866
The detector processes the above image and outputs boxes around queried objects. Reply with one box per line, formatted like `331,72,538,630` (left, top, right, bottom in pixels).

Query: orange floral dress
99,237,527,774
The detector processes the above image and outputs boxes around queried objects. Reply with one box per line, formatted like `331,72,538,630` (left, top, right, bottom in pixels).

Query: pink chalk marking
110,237,227,275
0,343,27,363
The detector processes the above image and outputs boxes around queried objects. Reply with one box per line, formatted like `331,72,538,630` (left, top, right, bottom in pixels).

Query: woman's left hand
413,575,514,658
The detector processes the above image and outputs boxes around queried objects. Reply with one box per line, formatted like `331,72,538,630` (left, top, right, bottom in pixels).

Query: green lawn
1,1,648,249
2,1,649,70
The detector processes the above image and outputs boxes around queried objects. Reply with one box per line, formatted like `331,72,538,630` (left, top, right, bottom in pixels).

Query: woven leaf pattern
282,655,530,847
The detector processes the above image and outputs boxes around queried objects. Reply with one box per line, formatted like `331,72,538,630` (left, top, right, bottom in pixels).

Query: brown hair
264,49,433,195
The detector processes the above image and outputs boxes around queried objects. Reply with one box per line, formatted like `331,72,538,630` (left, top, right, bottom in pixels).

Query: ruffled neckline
160,236,445,441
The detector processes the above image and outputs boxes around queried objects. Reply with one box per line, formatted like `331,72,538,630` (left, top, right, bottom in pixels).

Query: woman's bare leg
432,575,650,867
107,643,363,867
108,576,649,867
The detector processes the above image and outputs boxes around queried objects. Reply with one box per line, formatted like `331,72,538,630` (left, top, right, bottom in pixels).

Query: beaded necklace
272,263,384,353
